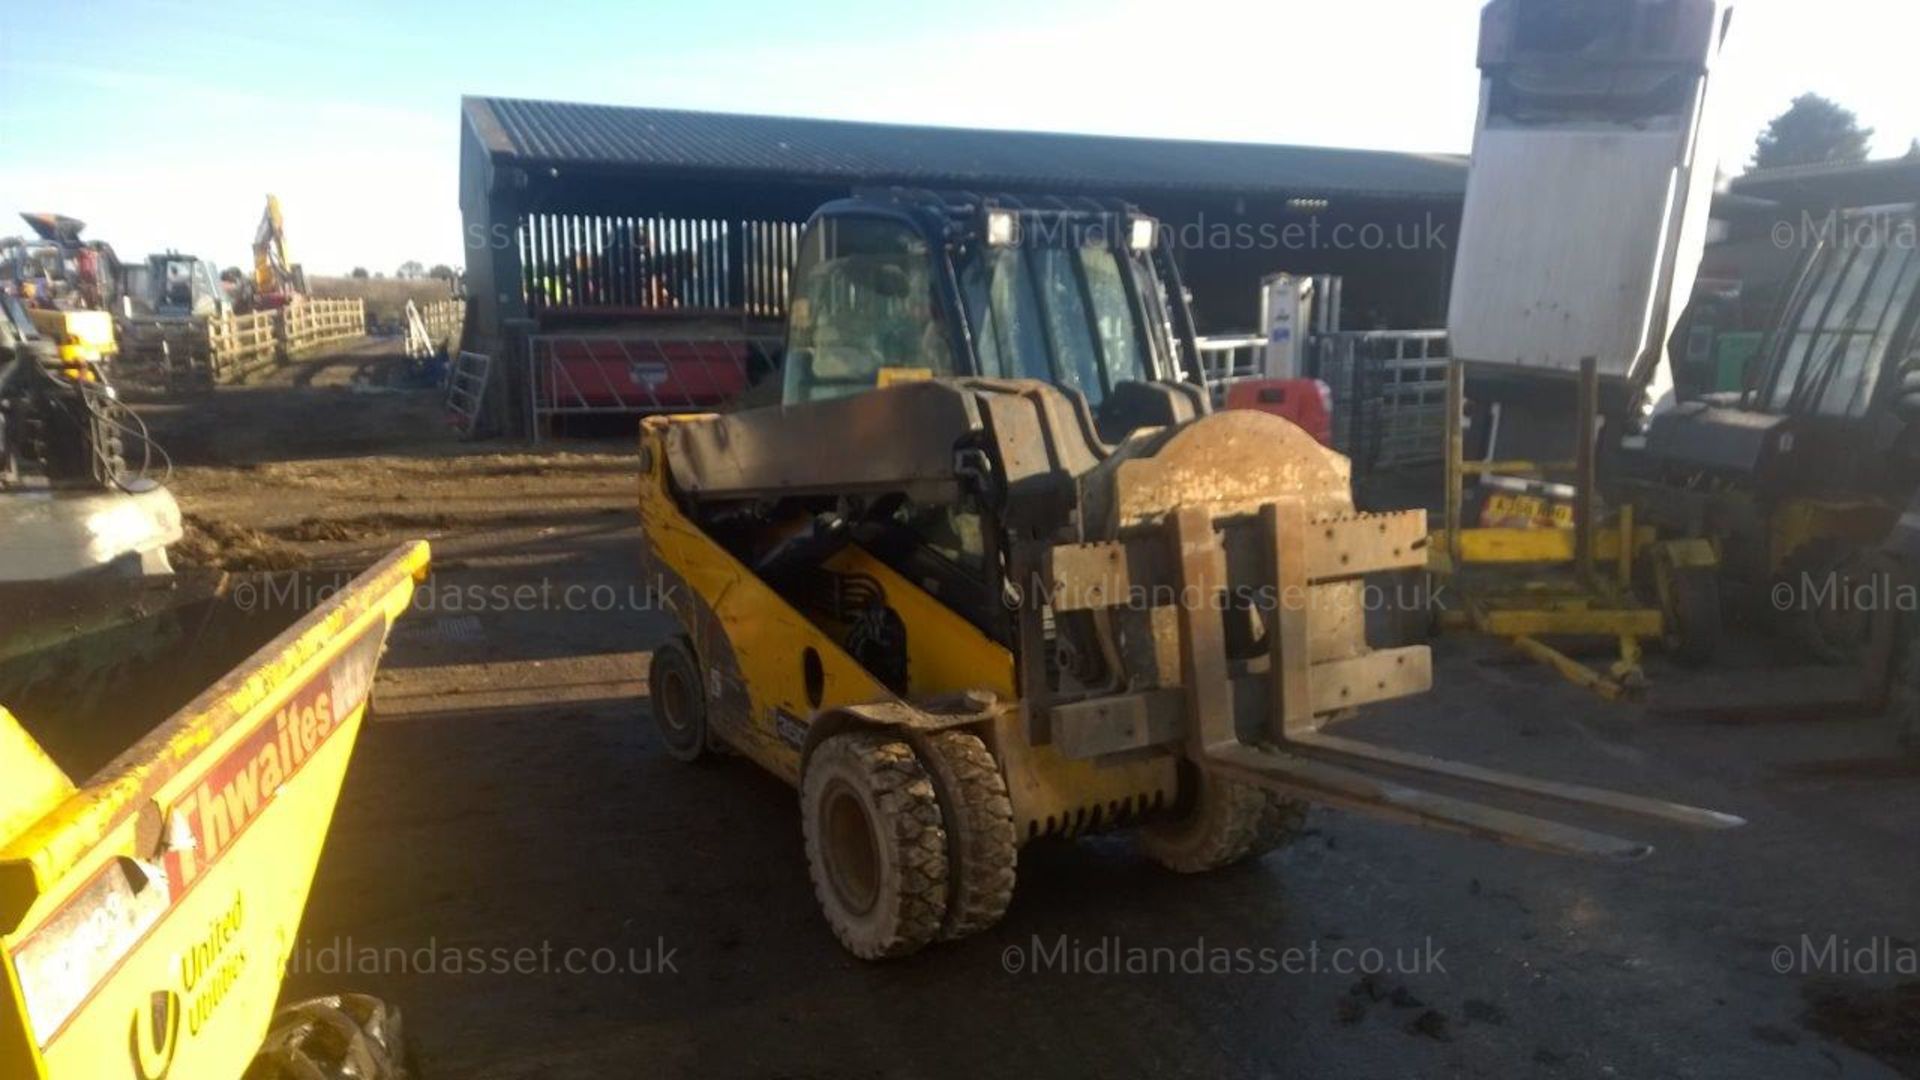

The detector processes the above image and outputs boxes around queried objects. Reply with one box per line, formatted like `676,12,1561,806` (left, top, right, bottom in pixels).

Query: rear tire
1139,766,1305,873
801,732,949,959
648,637,709,763
1781,539,1874,664
245,994,410,1079
919,730,1017,940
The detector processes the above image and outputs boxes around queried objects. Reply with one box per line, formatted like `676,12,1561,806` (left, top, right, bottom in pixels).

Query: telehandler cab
636,190,1742,958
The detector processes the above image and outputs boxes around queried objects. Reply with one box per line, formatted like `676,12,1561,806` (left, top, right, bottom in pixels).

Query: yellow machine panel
0,542,428,1080
26,308,116,367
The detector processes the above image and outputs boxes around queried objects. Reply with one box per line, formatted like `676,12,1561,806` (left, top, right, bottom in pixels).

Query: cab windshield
782,216,955,404
780,210,1170,408
959,239,1160,408
1766,210,1920,419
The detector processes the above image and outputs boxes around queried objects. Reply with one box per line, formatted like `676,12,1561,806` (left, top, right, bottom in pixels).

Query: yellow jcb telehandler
637,191,1743,959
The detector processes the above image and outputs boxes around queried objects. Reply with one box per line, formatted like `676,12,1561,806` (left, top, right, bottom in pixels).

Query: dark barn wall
458,98,1471,438
461,118,552,435
457,119,499,345
471,166,1461,339
1127,194,1460,333
518,168,842,223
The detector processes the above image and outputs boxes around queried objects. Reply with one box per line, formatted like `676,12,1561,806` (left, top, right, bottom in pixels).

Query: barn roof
1729,156,1920,209
462,96,1467,202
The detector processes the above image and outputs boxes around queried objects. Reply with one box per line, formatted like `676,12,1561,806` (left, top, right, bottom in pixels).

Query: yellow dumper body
0,541,428,1079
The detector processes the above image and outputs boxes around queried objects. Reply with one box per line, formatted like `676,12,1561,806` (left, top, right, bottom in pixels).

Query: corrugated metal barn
457,96,1467,436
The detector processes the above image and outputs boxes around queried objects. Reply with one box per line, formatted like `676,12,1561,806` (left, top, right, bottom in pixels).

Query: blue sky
5,0,1915,275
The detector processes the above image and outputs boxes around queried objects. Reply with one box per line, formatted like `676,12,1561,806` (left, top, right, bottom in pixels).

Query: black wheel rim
655,661,697,746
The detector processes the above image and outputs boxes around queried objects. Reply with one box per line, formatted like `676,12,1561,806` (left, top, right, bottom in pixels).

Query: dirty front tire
1140,766,1305,873
919,730,1017,940
245,993,410,1079
1252,785,1310,852
801,732,949,959
1660,564,1722,667
648,637,709,763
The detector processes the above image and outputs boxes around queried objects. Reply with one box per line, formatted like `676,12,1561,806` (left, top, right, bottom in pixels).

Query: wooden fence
281,297,367,355
404,299,466,360
204,311,282,379
199,298,368,382
419,299,464,344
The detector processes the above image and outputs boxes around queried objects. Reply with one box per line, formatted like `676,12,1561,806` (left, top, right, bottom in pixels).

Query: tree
428,264,456,282
396,260,425,280
1752,94,1873,170
350,266,370,279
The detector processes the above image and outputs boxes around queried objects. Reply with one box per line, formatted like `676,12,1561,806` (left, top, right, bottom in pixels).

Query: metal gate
1194,334,1268,405
1311,330,1450,471
526,333,780,441
518,215,800,317
445,351,491,438
1197,330,1449,470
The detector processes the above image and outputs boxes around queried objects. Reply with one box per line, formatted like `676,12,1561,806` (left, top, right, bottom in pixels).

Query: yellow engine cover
25,309,117,365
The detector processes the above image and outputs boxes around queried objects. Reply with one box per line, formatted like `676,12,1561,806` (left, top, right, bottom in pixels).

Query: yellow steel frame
635,419,1177,840
1434,358,1698,700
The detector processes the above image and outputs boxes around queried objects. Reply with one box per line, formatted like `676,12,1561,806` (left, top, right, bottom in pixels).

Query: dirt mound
271,513,460,542
173,514,311,571
273,517,370,542
1803,979,1920,1077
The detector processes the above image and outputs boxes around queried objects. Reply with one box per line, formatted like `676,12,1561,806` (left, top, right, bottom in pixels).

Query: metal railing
526,333,779,441
1194,334,1268,405
1197,329,1450,471
445,351,491,438
403,302,434,360
1312,330,1451,471
518,214,801,317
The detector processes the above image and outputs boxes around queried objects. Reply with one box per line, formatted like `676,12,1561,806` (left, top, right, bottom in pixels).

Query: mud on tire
1139,765,1306,874
245,993,410,1079
1252,786,1310,853
801,732,949,959
918,730,1017,940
